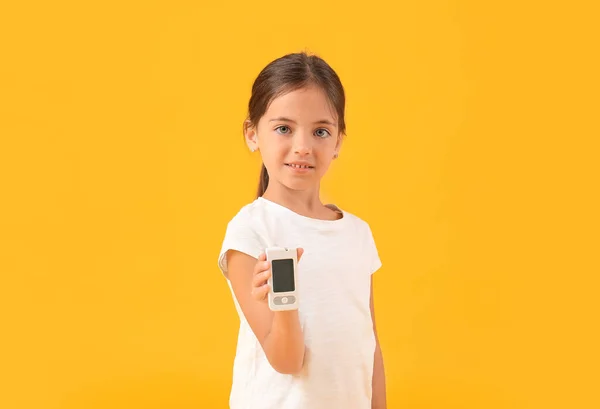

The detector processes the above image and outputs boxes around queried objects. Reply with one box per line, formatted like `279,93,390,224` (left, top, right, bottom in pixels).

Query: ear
244,120,259,152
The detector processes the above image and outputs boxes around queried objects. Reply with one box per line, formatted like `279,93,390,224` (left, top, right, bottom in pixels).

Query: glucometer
265,247,299,311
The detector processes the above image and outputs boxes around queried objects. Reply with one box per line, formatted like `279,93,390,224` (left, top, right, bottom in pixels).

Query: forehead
265,86,338,124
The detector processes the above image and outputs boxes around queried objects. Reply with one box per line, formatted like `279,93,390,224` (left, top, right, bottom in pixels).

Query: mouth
285,163,315,170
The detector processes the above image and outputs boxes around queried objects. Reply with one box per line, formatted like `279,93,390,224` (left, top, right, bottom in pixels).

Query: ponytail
256,163,269,198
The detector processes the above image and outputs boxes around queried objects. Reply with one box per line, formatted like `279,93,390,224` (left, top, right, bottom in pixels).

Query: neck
261,182,324,218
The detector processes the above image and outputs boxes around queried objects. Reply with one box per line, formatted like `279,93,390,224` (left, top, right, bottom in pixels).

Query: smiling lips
285,162,314,173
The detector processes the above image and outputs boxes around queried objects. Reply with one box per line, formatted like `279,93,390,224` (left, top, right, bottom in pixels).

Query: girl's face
246,85,342,193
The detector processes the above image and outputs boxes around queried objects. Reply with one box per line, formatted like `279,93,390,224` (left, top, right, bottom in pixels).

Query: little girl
218,52,386,409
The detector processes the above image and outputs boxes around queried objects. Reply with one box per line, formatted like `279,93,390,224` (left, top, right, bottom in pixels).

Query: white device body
266,247,299,311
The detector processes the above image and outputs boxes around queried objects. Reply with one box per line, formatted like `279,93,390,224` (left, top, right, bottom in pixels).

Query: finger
297,248,304,262
257,252,266,262
252,268,271,288
252,283,269,301
254,260,270,275
258,283,269,300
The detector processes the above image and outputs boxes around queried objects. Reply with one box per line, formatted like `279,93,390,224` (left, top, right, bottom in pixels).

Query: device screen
272,259,295,292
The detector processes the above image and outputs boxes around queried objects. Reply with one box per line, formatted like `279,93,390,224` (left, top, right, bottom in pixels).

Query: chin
281,179,314,191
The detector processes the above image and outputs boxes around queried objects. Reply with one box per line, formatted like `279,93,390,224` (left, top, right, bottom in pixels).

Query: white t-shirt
218,197,382,409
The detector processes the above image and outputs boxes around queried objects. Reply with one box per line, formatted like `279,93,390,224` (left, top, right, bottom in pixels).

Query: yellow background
1,1,598,408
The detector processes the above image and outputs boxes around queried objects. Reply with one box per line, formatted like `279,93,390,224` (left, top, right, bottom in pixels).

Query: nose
292,130,312,156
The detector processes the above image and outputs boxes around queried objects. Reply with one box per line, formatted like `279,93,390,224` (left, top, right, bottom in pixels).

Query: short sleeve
367,224,382,275
217,213,265,279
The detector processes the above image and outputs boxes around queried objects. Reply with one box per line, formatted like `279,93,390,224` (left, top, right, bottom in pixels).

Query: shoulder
338,206,382,272
225,198,270,230
218,199,271,275
338,206,381,252
221,198,283,245
337,205,374,235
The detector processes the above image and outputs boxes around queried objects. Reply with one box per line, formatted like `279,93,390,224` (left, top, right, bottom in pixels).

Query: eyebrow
268,117,336,126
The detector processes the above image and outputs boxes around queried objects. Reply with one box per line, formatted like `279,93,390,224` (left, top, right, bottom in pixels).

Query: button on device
273,296,297,305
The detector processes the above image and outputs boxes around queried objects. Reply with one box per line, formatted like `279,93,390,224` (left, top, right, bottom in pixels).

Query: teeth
289,164,310,169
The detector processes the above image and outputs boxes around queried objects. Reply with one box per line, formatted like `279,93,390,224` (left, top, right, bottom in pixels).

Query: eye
315,128,331,138
275,125,291,134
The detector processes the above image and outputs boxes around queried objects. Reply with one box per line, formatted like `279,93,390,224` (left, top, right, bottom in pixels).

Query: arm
226,249,305,374
370,275,387,409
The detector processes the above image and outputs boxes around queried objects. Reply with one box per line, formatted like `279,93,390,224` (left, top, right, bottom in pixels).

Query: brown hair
243,52,346,198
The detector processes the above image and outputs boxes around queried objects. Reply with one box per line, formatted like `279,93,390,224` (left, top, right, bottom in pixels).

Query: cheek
260,143,287,166
316,144,336,161
314,154,334,172
319,158,334,171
